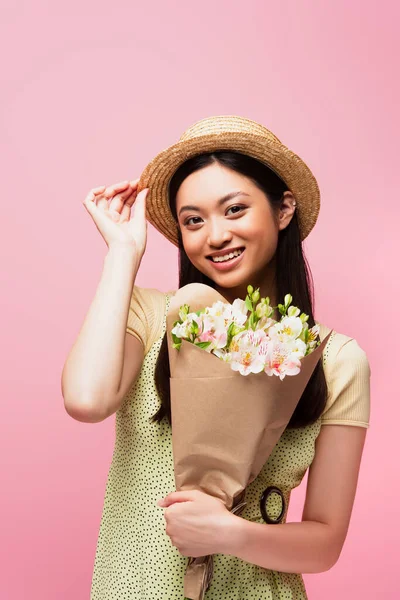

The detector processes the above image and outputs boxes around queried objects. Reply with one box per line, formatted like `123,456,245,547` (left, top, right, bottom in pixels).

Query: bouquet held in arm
166,282,332,600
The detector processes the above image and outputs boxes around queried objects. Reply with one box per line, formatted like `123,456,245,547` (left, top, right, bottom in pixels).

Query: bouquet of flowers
166,283,332,600
171,285,321,379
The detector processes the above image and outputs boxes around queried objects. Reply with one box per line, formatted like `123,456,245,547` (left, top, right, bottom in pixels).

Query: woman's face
175,163,296,299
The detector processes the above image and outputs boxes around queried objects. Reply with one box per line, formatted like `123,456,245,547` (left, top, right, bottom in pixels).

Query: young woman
62,116,371,599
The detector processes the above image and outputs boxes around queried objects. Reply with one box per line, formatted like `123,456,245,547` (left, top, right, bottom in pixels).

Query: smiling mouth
207,247,245,263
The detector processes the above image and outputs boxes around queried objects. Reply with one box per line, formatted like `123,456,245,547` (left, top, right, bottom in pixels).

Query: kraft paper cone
166,283,332,600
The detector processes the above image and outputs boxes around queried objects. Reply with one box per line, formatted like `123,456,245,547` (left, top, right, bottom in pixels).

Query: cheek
238,211,278,243
238,215,279,264
181,230,205,260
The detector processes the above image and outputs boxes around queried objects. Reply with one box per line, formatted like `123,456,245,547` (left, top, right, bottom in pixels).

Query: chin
206,270,250,290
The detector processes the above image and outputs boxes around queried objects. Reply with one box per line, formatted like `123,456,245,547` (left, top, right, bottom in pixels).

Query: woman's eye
184,216,203,226
226,205,245,216
184,205,245,226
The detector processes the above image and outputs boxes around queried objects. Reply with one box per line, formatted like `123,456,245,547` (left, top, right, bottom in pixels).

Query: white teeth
211,249,243,263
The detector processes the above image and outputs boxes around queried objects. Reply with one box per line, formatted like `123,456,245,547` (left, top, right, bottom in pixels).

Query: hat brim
137,132,320,246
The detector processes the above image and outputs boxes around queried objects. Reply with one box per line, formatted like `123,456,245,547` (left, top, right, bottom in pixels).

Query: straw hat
137,115,320,246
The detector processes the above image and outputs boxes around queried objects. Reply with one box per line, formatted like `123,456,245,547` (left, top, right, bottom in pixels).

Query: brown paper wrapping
166,284,332,600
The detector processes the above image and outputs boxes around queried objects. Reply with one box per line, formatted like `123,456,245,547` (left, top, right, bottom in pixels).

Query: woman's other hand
157,489,241,558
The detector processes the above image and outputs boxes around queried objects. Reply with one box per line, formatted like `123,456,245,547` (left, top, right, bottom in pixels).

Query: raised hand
82,179,149,258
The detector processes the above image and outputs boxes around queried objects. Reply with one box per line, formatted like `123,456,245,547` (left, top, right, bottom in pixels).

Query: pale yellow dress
90,286,371,599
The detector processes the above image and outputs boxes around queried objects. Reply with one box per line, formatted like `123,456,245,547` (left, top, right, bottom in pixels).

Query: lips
206,246,245,261
206,248,246,271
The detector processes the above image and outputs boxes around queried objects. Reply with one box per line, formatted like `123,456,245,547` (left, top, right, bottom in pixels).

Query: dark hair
152,151,328,428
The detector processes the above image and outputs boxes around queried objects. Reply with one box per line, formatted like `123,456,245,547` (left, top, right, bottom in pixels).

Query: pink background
1,1,398,598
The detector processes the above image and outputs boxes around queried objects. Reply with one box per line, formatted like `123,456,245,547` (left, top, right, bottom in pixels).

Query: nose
207,217,233,248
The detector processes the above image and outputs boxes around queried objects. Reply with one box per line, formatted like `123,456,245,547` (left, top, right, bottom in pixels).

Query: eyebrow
178,191,251,217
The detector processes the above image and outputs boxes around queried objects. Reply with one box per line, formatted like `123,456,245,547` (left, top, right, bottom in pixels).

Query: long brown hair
152,151,328,428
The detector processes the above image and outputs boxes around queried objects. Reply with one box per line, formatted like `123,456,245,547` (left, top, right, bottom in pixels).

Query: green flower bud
247,284,254,295
252,289,260,303
284,294,292,308
256,303,268,318
178,303,190,321
288,305,301,317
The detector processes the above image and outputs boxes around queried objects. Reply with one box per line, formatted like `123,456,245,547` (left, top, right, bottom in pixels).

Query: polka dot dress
90,293,335,599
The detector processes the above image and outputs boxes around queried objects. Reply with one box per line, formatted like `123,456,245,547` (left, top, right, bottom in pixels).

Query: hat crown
179,115,282,144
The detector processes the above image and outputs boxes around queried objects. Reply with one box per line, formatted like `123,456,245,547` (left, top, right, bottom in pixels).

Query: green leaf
245,296,253,312
195,341,212,349
172,332,181,345
226,321,235,343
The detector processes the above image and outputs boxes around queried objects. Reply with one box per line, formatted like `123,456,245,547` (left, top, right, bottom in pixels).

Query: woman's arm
226,424,367,573
61,182,149,423
61,244,144,422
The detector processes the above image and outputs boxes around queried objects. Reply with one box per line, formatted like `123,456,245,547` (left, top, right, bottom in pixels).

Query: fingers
131,188,148,222
108,186,135,213
121,179,141,210
158,490,195,507
83,179,143,218
83,186,106,213
107,179,142,213
119,181,141,222
89,179,137,210
120,202,131,223
104,180,130,197
98,180,129,211
84,186,106,201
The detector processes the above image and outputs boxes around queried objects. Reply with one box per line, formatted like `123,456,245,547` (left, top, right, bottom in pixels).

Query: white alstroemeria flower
206,300,247,330
255,316,276,332
268,316,303,344
206,300,228,318
289,338,307,357
196,314,227,350
173,312,203,339
229,329,267,376
230,298,248,326
263,339,302,380
171,321,191,339
308,324,320,341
